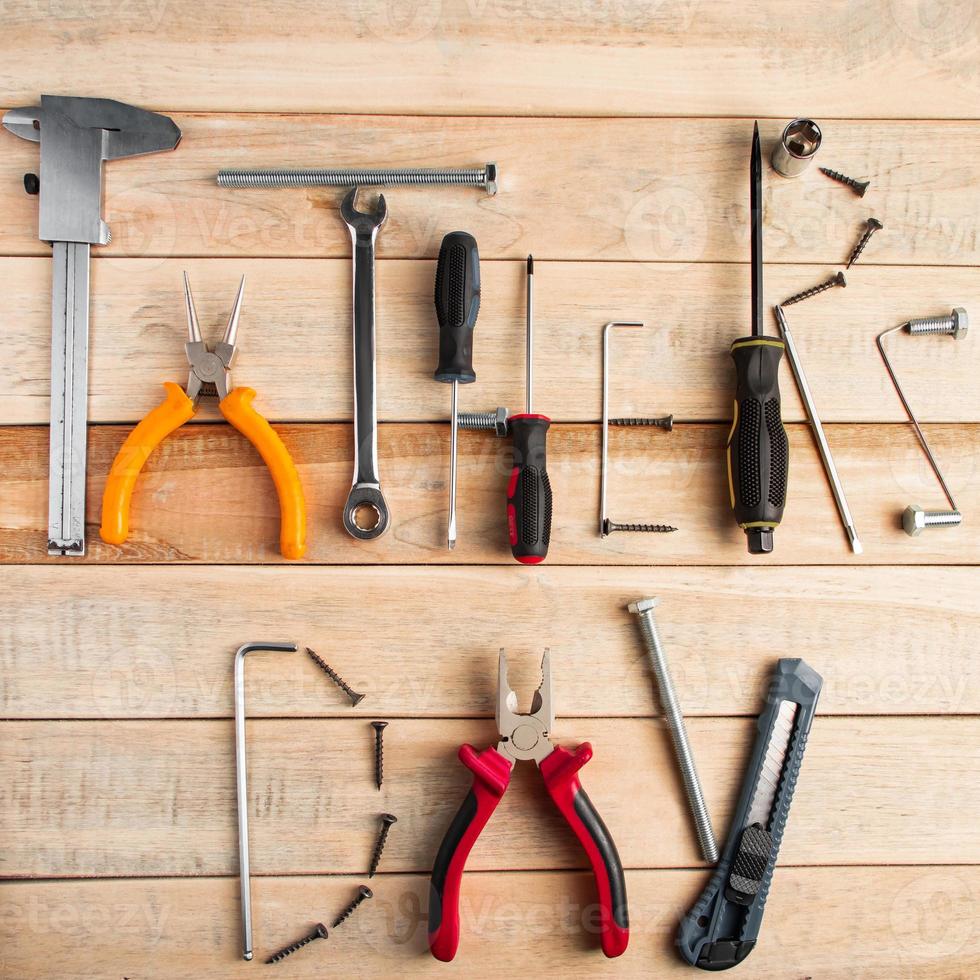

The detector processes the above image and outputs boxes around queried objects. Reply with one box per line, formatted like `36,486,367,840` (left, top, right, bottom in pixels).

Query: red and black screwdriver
506,255,552,564
726,122,789,554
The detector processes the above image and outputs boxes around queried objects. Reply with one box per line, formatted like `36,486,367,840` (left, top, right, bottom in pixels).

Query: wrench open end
343,484,390,541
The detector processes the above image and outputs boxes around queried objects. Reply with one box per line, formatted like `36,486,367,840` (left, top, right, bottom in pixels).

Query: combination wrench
340,188,390,539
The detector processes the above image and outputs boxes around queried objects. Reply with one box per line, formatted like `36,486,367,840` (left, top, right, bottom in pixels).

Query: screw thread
266,924,328,964
457,411,499,430
819,167,869,196
907,315,957,336
847,220,883,268
604,520,677,534
307,648,365,706
631,607,717,864
781,273,846,307
923,509,963,527
369,817,396,877
218,166,493,192
332,888,373,928
608,415,674,430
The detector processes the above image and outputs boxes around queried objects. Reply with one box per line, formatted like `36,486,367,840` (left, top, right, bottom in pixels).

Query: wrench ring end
343,485,390,540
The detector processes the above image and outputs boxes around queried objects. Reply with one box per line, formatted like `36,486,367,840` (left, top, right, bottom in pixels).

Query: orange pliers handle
100,382,306,559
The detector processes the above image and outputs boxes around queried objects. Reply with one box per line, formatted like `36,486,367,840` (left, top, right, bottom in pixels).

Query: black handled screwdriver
507,255,552,564
727,122,788,554
434,231,481,550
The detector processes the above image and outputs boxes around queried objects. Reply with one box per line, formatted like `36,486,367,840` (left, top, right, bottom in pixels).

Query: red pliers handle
428,743,629,961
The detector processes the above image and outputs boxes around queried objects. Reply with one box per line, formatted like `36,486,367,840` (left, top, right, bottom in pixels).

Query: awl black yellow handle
727,337,788,554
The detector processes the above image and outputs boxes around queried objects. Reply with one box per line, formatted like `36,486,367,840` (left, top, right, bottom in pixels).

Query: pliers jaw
495,649,555,766
183,272,243,403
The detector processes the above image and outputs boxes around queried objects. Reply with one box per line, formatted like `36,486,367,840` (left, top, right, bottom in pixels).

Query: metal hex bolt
902,504,963,537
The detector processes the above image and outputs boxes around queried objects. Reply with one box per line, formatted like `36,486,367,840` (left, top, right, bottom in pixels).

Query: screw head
867,217,883,231
952,307,969,339
903,504,926,537
380,812,398,826
358,885,374,899
627,597,661,615
835,272,847,288
371,720,388,732
315,923,329,939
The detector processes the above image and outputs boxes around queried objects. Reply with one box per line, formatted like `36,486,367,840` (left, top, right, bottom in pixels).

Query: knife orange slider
100,273,306,559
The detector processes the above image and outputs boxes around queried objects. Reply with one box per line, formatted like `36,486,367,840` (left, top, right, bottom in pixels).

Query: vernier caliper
3,95,180,555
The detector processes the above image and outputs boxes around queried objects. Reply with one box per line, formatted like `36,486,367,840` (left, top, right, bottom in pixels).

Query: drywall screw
903,505,963,536
781,271,846,307
458,407,509,436
218,163,498,196
846,217,883,268
306,648,365,706
371,721,388,789
368,813,398,878
332,885,373,928
907,307,969,339
819,167,870,197
266,923,328,964
608,415,674,430
603,520,677,534
628,598,717,864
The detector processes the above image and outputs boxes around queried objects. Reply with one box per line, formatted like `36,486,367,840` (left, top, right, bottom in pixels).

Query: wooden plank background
1,1,978,976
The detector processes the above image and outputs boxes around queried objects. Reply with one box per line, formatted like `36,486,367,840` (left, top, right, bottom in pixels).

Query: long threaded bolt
781,271,846,307
369,813,398,877
846,217,883,268
603,520,677,534
217,163,498,196
819,167,870,197
457,407,509,436
266,923,328,964
306,648,365,706
371,721,388,790
907,307,968,339
628,598,718,864
608,415,674,430
332,886,373,928
903,504,963,536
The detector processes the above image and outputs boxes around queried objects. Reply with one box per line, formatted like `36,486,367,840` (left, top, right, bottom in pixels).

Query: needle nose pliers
99,273,306,559
428,650,629,961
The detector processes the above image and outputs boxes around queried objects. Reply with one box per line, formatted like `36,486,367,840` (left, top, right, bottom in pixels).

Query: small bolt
369,813,398,877
23,173,39,195
902,504,963,537
846,217,883,268
332,885,373,928
907,307,969,340
608,415,674,430
371,721,388,789
627,598,717,864
781,271,846,307
458,407,509,436
819,167,870,197
266,923,328,964
306,648,365,706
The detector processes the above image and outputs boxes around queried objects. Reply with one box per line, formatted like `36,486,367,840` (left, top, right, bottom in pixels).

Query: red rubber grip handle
540,744,630,957
428,745,512,961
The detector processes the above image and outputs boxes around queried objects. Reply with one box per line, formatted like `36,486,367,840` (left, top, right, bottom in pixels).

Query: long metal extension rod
600,321,644,535
234,641,299,961
774,306,862,554
217,163,498,195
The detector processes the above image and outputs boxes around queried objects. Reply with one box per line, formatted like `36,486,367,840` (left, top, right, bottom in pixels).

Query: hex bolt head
952,307,969,339
494,406,509,436
627,597,661,615
903,504,927,537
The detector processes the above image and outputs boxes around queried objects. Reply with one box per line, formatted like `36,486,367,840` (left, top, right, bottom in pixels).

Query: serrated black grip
727,337,788,554
507,414,552,564
434,231,480,384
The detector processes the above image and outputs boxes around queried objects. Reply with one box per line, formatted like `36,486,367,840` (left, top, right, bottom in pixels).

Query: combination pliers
99,273,306,558
428,650,629,961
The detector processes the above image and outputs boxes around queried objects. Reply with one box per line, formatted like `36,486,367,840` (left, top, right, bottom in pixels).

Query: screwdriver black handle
434,231,480,384
507,414,552,564
727,337,788,554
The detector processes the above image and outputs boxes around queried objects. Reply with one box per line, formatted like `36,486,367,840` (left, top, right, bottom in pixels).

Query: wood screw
306,648,365,706
369,813,398,877
266,923,328,964
332,885,373,928
846,218,883,268
371,721,388,789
